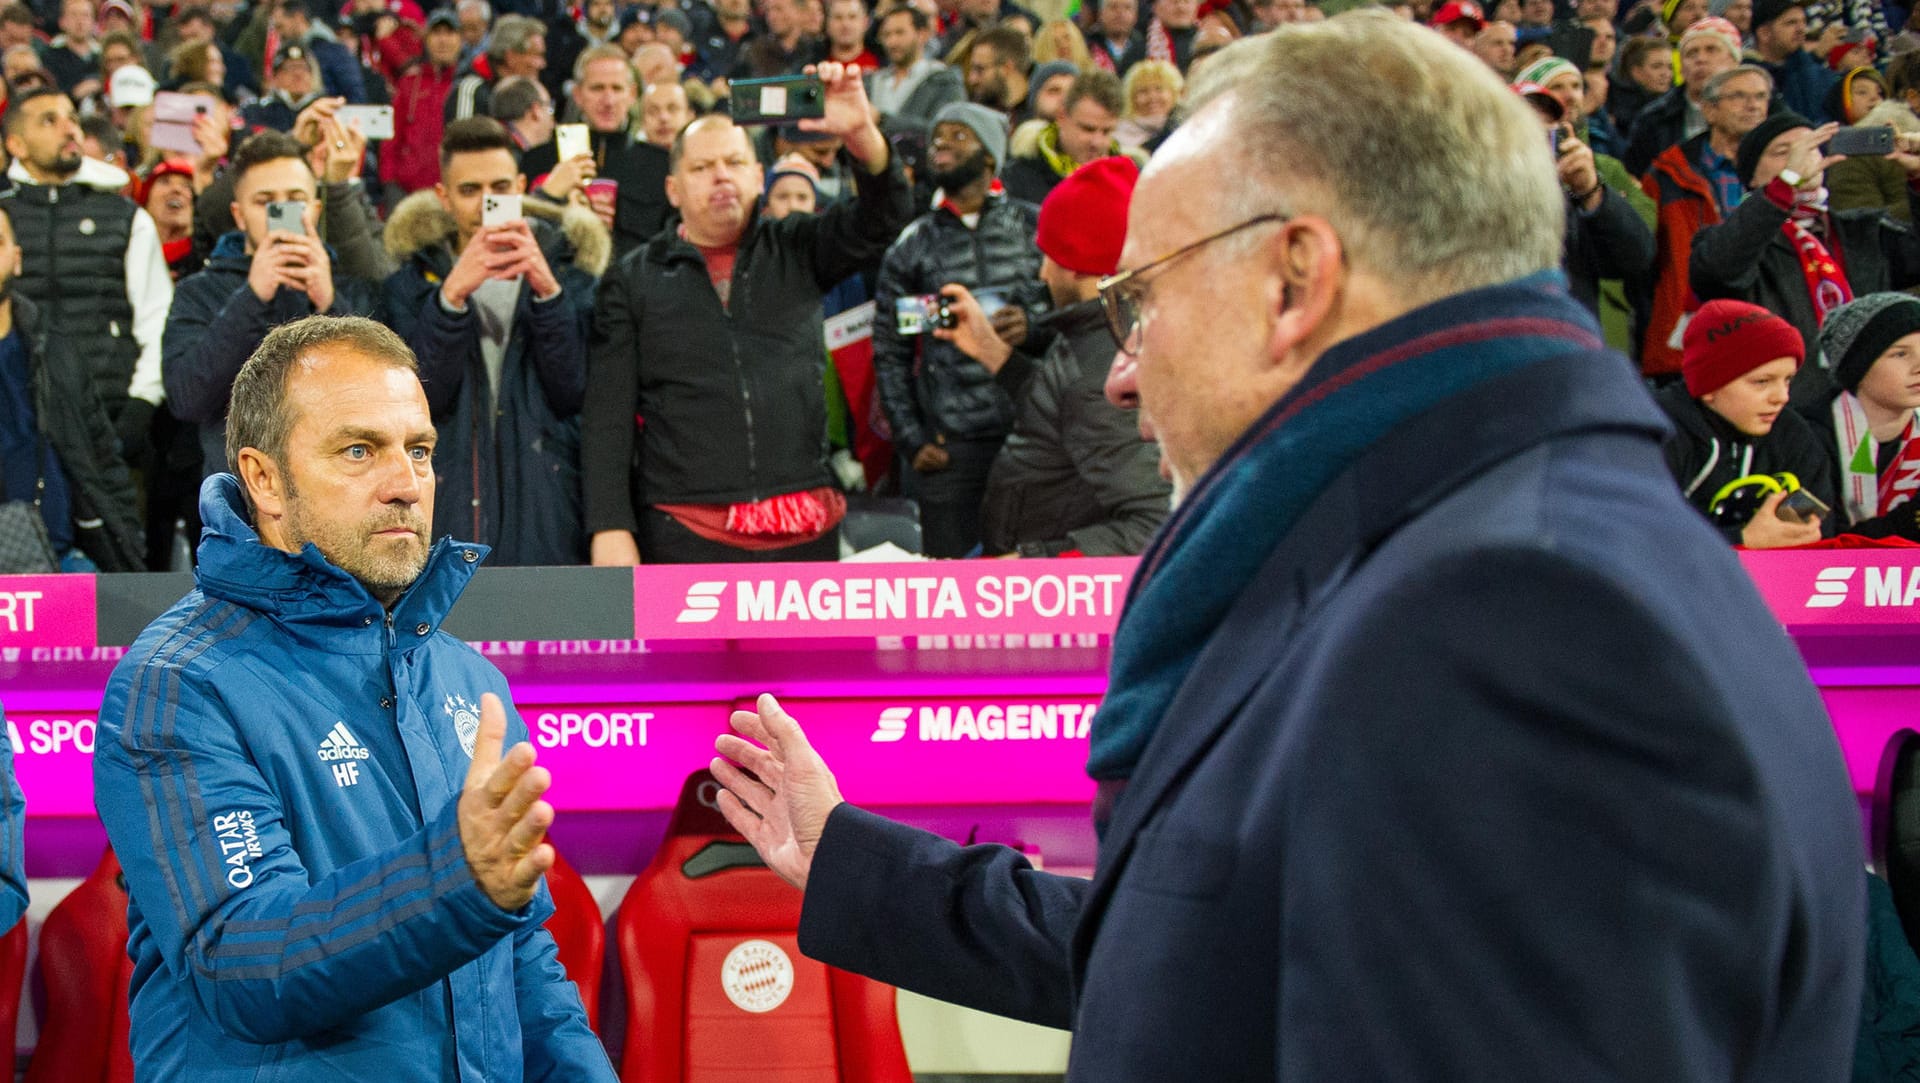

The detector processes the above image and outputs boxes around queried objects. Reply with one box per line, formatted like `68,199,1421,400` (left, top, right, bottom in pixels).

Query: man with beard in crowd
966,25,1033,126
872,102,1044,557
868,3,963,138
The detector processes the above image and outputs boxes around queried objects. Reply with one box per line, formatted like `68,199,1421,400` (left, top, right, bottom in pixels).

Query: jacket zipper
728,254,759,497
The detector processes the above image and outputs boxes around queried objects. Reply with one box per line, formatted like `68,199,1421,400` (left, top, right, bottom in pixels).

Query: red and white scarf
1834,390,1920,521
1786,190,1853,326
1146,16,1174,62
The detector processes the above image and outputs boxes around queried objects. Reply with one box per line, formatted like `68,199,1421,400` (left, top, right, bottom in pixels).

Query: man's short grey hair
1701,63,1775,102
455,0,490,20
486,14,544,61
489,76,546,121
226,317,419,502
1181,11,1562,303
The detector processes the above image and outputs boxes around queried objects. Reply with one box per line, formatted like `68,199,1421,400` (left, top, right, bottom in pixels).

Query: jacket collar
1073,288,1669,973
6,155,131,192
193,473,488,640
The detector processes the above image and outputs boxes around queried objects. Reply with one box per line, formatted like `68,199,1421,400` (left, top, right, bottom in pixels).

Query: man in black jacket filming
583,61,913,565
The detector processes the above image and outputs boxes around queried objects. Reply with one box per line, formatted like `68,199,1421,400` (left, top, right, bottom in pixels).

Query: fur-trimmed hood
383,189,612,278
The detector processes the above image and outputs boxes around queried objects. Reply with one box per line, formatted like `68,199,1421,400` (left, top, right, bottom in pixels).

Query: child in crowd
1812,292,1920,539
1658,298,1834,547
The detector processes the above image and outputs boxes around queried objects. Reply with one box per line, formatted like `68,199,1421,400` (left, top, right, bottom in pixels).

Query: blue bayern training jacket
0,706,26,933
93,475,616,1082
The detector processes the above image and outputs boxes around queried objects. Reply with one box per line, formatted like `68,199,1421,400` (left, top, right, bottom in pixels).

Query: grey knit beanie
1819,292,1920,393
930,102,1010,174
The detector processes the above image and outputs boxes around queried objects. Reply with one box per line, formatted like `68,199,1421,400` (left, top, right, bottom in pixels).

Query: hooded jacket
163,230,383,478
872,188,1044,454
93,475,616,1082
382,191,608,566
1654,380,1836,542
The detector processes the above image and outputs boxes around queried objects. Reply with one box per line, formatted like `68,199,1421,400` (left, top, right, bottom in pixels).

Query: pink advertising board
0,575,95,651
519,694,1100,810
1737,549,1920,633
632,559,1136,640
4,693,1102,818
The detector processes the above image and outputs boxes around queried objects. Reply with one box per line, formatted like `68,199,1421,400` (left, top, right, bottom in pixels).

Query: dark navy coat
798,320,1866,1079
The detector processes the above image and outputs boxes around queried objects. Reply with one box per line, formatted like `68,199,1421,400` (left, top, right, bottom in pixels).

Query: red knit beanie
1681,299,1806,397
1035,156,1138,277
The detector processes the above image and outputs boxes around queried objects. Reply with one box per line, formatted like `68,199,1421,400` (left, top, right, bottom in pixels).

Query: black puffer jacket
16,295,145,570
581,153,913,528
979,300,1170,555
872,190,1044,454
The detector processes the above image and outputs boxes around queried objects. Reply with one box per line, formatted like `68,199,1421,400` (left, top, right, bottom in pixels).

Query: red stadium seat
0,914,27,1079
543,849,605,1032
26,847,133,1083
615,770,913,1083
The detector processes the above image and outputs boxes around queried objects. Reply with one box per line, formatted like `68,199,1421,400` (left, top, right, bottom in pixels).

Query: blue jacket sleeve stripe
195,809,483,983
127,601,254,937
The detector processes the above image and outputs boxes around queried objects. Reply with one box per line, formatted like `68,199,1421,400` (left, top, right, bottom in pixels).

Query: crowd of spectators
6,0,1920,575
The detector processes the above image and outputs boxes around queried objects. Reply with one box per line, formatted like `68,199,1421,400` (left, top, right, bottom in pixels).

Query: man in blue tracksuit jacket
0,706,27,933
94,315,616,1081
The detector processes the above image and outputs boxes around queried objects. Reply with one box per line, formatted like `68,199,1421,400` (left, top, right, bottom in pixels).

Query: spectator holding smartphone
384,118,608,566
1656,298,1833,547
163,131,382,480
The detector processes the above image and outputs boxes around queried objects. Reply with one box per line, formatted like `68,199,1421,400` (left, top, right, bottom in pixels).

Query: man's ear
1265,216,1343,373
236,447,288,529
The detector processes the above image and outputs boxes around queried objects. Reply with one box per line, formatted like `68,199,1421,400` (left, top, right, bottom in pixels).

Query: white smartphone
555,123,590,162
335,104,394,140
265,200,307,235
482,193,523,227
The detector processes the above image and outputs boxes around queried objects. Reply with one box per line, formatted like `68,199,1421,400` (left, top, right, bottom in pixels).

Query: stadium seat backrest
543,848,605,1032
26,847,133,1083
615,770,912,1083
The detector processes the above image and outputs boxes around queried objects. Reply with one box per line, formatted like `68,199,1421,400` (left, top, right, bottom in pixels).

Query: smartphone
1830,125,1896,157
335,103,394,140
895,294,953,335
149,90,216,155
556,123,591,162
265,199,307,235
729,74,825,125
482,193,523,227
1778,488,1831,524
1548,127,1561,156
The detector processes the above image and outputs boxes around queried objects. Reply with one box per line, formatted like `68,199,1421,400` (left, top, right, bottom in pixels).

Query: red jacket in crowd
1641,135,1722,377
383,57,455,193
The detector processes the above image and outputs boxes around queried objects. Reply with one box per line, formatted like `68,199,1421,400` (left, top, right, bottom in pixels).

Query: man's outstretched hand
459,692,555,911
712,693,845,891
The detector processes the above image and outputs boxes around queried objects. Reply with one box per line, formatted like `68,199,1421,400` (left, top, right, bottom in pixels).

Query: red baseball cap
1429,0,1486,30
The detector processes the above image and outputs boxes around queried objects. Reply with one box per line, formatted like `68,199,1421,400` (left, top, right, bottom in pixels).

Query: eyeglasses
1096,213,1288,354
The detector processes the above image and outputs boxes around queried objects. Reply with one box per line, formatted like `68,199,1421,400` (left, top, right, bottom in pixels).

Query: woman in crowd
1117,57,1180,150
